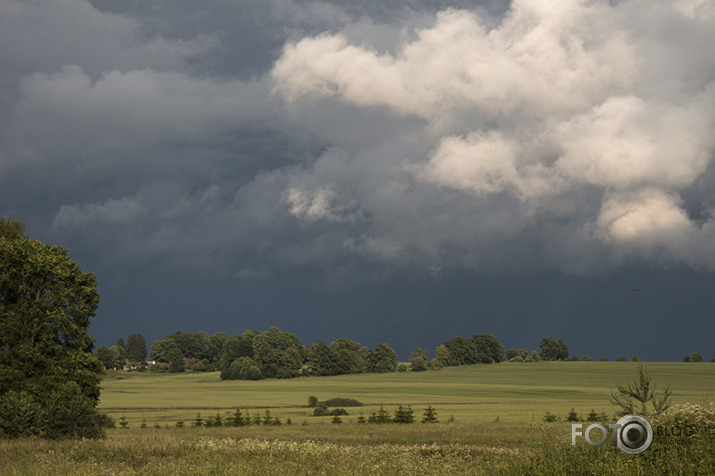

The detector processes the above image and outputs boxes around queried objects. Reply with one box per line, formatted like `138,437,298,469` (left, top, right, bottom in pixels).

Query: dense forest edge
95,328,714,381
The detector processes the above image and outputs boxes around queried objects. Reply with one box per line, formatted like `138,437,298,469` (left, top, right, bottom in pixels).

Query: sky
2,0,715,362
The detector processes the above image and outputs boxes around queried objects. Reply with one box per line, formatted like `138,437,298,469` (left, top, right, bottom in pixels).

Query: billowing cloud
554,95,714,190
271,0,715,273
273,3,636,119
594,189,697,260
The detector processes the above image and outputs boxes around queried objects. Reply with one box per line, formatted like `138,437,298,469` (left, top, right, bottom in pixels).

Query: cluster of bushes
544,408,611,423
682,351,714,362
116,409,294,429
313,406,348,417
189,409,288,427
353,405,439,424
308,396,363,417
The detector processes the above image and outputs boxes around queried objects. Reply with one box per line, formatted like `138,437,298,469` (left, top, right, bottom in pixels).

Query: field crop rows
98,362,714,426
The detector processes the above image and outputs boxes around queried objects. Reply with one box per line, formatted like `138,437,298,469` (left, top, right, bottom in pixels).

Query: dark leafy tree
470,334,505,363
207,332,228,368
689,352,703,362
0,217,25,240
192,331,211,361
433,344,450,367
0,221,105,438
409,348,429,371
442,337,478,365
307,340,341,376
166,348,185,373
150,337,178,362
218,333,253,379
95,345,125,370
226,356,262,380
330,337,370,374
116,337,126,351
371,343,398,373
252,327,304,378
126,334,147,362
539,338,569,361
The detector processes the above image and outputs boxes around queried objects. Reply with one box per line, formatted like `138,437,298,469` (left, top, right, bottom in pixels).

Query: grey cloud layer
2,0,715,277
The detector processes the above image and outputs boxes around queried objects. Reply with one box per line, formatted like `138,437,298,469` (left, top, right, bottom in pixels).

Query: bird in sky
634,288,639,293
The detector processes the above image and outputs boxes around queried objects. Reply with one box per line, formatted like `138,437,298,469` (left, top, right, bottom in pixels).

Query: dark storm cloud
1,0,714,360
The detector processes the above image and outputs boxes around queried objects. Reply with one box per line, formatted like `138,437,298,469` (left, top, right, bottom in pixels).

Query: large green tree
330,337,371,374
539,337,569,361
442,336,478,366
469,333,506,363
307,340,341,376
409,347,429,371
0,218,105,438
252,327,305,379
126,333,147,362
371,343,398,373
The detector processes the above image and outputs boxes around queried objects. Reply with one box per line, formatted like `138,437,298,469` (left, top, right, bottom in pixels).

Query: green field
99,361,714,426
1,362,712,475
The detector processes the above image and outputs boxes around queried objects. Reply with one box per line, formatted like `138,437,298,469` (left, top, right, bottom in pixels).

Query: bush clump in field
543,412,558,423
313,404,348,417
652,402,714,431
320,397,363,407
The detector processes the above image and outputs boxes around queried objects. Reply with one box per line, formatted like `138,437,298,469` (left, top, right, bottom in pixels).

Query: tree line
99,328,715,380
94,329,619,381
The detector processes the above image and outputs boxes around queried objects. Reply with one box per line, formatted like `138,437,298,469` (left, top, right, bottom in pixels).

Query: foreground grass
1,421,712,475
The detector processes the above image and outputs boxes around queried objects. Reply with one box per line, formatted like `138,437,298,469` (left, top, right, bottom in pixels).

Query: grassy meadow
97,361,714,426
1,361,713,475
